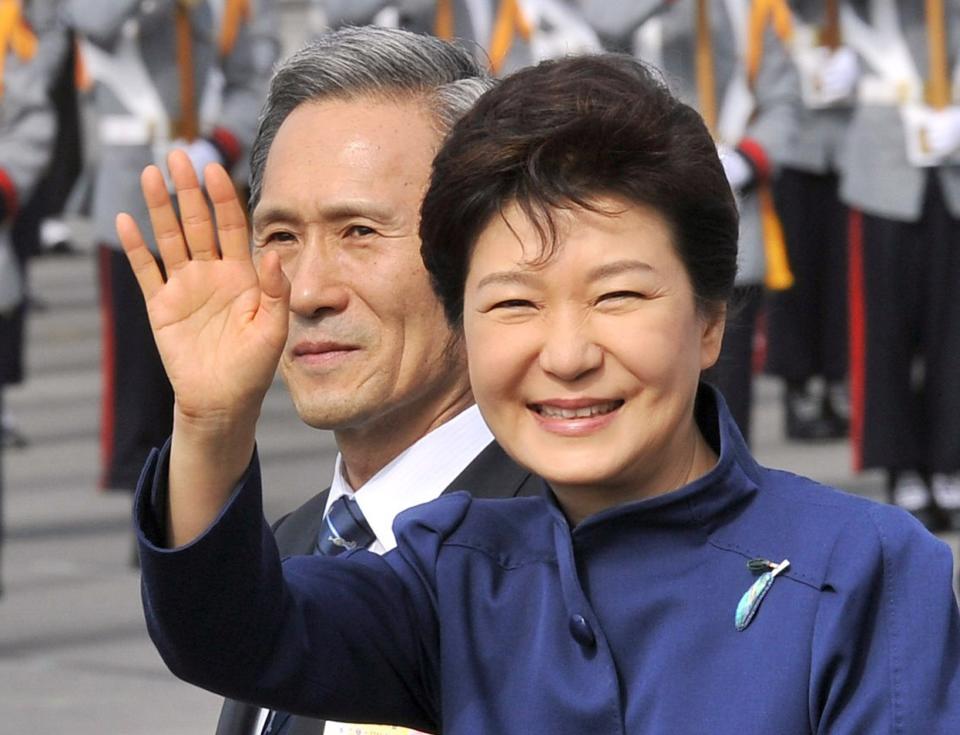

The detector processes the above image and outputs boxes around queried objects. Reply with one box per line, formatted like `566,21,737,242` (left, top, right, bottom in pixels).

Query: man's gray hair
248,25,494,209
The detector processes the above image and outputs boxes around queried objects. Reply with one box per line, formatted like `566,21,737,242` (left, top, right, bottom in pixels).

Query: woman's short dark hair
419,54,739,327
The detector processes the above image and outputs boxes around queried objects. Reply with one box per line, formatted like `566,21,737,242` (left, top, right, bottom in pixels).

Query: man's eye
263,231,295,245
345,225,376,237
491,299,535,310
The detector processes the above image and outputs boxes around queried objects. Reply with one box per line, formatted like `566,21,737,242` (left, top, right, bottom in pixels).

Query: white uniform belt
857,75,923,107
99,114,157,146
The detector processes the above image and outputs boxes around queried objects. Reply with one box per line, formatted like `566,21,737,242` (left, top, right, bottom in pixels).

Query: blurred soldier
1,0,64,450
434,0,603,76
0,0,56,593
11,0,82,261
580,0,800,444
309,0,436,35
62,0,268,497
842,0,960,530
765,0,856,441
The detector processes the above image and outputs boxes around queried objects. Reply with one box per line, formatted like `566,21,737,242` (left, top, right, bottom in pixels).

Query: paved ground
3,237,957,733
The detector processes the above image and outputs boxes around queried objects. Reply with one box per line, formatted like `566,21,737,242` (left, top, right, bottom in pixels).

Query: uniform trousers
849,176,960,473
705,284,762,444
766,167,848,384
97,245,173,491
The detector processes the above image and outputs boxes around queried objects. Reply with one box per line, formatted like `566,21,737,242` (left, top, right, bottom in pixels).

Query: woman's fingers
142,164,190,272
169,149,219,261
205,163,251,262
116,213,165,300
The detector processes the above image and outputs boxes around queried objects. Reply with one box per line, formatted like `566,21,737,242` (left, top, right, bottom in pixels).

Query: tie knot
315,495,376,556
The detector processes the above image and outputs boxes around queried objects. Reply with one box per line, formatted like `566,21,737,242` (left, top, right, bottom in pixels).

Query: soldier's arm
0,58,55,224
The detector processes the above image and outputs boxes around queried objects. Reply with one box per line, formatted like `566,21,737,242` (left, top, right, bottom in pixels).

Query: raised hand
116,149,290,545
117,149,289,429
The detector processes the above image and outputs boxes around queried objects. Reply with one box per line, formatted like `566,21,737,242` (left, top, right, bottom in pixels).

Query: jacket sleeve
135,441,465,731
738,26,800,183
210,7,278,170
809,505,960,733
0,56,55,223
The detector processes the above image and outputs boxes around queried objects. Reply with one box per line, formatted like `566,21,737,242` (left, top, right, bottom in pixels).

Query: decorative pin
735,558,790,632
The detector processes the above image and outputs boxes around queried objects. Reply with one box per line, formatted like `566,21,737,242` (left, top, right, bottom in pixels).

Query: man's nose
286,239,350,317
537,313,603,382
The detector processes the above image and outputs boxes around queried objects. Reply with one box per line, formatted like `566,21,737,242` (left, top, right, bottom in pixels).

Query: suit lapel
442,440,542,499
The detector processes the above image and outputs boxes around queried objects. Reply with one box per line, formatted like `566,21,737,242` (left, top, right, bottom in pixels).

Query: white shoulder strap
842,0,920,89
79,19,170,145
716,0,755,145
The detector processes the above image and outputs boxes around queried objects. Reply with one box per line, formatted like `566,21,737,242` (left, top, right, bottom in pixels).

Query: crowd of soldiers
0,0,959,574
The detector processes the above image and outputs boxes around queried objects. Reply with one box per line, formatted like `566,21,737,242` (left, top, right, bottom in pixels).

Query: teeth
537,401,620,419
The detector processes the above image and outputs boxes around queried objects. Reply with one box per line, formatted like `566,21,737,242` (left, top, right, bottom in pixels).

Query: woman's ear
699,304,726,370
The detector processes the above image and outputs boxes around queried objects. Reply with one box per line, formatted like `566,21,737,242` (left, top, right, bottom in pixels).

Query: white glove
919,106,960,159
170,137,225,185
718,145,753,192
817,46,859,103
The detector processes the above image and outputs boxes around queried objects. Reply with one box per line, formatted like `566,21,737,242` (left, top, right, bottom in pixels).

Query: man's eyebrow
252,205,299,231
475,260,654,290
252,201,398,231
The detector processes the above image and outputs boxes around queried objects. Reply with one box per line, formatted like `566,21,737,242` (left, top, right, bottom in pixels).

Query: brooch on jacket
735,558,791,631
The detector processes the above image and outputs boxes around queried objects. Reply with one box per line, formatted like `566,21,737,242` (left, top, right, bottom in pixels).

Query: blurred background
2,1,959,731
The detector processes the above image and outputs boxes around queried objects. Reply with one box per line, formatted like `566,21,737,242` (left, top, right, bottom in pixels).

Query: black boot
888,470,947,532
784,382,840,441
822,381,850,438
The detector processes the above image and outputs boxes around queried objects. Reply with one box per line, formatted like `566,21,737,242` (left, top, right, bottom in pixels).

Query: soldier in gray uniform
765,0,856,442
311,0,436,35
580,0,800,443
62,0,269,495
841,0,960,530
0,0,57,592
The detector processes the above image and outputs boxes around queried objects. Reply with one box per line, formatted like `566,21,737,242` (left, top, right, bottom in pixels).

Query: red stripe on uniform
210,126,242,169
0,167,19,219
736,138,772,182
98,245,116,491
848,210,865,472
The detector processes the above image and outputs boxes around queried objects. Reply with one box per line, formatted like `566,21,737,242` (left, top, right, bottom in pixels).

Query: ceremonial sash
0,0,37,99
174,1,199,141
737,0,795,290
218,0,249,58
488,0,532,74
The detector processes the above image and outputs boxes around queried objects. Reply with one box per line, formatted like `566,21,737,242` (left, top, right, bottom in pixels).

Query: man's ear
699,305,726,370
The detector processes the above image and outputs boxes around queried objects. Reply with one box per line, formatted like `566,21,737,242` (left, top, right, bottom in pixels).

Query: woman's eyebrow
587,260,655,281
475,271,539,290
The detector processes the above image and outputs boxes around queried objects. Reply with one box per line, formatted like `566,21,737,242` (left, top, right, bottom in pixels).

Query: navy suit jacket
214,439,539,735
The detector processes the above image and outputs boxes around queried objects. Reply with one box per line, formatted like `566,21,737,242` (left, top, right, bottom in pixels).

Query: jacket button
568,614,596,647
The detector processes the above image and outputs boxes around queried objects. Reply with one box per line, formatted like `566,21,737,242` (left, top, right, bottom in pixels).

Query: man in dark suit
177,26,538,735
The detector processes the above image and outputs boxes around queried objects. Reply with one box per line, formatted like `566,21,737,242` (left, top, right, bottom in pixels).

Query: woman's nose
537,315,603,382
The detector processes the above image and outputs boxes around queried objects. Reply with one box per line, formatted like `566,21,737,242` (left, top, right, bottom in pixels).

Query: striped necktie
260,496,376,735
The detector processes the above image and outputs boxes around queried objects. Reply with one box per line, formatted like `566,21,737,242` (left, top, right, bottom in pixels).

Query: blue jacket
137,388,960,733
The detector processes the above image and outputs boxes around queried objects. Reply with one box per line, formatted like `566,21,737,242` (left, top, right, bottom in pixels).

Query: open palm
116,150,290,426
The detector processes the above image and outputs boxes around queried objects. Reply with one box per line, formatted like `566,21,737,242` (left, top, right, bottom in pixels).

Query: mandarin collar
544,384,761,535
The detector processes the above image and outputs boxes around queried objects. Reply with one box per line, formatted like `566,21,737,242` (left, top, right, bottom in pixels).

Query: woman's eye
598,290,643,304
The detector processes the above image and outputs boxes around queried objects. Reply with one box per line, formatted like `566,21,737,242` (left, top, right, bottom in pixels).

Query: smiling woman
138,54,960,734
